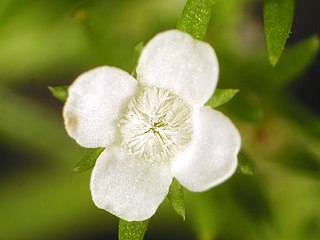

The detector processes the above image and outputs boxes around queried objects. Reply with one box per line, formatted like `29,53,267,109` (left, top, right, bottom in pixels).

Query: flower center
119,86,192,162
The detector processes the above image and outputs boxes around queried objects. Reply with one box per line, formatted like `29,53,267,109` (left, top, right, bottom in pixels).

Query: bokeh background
0,0,319,239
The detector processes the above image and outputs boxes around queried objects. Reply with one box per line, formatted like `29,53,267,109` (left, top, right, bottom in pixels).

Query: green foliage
49,85,105,174
72,148,105,173
263,0,294,66
1,0,319,240
177,0,214,40
205,88,239,108
118,219,149,240
237,152,254,175
132,42,144,78
218,35,319,93
167,178,185,220
269,36,319,89
48,85,68,102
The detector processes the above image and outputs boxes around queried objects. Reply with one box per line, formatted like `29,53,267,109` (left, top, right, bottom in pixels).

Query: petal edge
172,107,241,192
90,147,173,221
137,30,219,105
63,66,138,148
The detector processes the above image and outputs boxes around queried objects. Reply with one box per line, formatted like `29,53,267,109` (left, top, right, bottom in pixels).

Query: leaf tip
72,148,104,174
48,85,69,102
167,178,186,220
205,88,240,108
233,89,240,94
237,152,255,175
48,86,56,96
269,54,280,66
176,206,186,221
134,41,144,51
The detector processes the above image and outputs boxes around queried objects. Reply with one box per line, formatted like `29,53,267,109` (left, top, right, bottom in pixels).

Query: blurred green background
0,0,319,239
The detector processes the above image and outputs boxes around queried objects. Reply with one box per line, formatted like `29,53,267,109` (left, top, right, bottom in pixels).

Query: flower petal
171,106,241,192
90,147,173,221
63,66,138,148
137,30,219,105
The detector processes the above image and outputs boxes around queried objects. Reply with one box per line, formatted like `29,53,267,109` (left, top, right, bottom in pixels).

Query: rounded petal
137,30,219,105
171,106,241,192
90,147,173,221
63,66,138,148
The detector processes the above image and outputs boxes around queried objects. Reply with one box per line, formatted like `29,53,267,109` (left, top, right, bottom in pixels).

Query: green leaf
132,42,144,78
72,147,104,173
270,36,320,89
167,178,185,220
263,0,294,66
205,88,239,108
48,85,69,102
177,0,215,40
118,218,149,240
237,152,255,175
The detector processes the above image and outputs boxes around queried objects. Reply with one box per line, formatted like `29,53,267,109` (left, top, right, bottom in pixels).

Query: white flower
63,30,241,221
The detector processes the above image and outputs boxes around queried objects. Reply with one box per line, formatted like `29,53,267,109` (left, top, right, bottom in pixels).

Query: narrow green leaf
48,85,69,102
205,88,239,108
270,36,319,89
167,178,185,220
118,218,149,240
237,152,255,175
132,42,144,78
177,0,215,40
72,147,104,173
263,0,294,66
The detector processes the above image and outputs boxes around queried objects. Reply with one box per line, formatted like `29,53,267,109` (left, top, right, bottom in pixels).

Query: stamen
119,86,192,162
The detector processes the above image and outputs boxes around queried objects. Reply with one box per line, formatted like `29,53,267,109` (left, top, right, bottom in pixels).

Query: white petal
63,66,138,148
137,30,219,105
90,147,173,221
171,106,241,192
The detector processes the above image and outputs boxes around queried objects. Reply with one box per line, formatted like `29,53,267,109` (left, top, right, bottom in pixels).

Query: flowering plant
63,29,241,221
